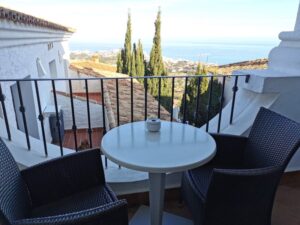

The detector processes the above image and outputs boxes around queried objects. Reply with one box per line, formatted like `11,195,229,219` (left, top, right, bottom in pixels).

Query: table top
101,121,216,173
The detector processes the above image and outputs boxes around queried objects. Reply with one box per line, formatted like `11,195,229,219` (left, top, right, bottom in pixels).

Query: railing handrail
0,74,249,82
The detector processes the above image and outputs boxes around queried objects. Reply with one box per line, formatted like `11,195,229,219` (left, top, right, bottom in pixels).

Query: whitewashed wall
0,20,73,143
68,70,102,93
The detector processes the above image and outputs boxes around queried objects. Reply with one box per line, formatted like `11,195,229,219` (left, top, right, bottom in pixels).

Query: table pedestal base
129,205,193,225
149,173,165,225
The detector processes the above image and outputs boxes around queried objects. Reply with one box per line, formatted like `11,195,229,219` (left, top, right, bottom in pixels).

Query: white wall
0,20,73,143
68,70,102,93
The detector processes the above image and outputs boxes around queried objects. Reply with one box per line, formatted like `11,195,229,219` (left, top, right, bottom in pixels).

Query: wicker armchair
0,141,128,225
181,107,300,225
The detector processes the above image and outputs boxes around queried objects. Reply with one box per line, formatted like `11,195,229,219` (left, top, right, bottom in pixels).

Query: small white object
146,118,161,132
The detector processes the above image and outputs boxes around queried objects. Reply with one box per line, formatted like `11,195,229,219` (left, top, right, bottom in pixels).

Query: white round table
101,121,216,225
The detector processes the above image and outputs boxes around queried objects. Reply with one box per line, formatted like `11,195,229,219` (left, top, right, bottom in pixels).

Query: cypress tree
122,11,132,75
149,8,164,96
116,51,123,73
147,8,172,111
179,63,222,126
200,66,209,95
196,62,209,94
196,63,202,75
136,40,145,77
149,8,165,76
130,43,137,76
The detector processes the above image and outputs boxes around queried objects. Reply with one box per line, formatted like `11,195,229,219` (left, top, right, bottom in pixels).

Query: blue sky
1,0,299,44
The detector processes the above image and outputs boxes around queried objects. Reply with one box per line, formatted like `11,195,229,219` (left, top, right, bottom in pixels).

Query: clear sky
1,0,299,44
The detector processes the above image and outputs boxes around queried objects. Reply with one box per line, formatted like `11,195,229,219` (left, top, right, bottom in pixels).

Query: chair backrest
0,139,31,224
243,107,300,169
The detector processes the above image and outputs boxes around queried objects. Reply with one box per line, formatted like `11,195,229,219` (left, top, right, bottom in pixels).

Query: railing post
245,74,250,83
158,77,161,118
17,81,31,150
34,81,48,156
100,79,108,168
85,79,93,148
206,76,214,132
170,77,175,121
131,77,134,122
100,79,106,135
183,77,188,123
194,76,201,125
116,79,120,126
144,78,148,120
217,76,226,133
69,80,78,151
0,83,11,141
230,76,239,124
51,80,63,156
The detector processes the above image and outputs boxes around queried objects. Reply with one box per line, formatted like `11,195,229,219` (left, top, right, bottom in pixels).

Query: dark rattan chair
181,107,300,225
0,141,128,225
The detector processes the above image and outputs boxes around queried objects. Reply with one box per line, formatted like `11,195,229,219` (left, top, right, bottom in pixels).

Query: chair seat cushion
30,185,116,218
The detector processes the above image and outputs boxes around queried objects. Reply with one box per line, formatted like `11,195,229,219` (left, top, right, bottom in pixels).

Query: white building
0,6,73,143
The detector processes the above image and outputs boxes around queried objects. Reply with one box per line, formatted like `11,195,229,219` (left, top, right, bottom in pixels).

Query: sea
70,40,279,65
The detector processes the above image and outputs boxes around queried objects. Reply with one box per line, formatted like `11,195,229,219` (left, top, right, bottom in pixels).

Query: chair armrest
13,200,128,225
204,166,283,225
209,133,248,167
21,148,105,207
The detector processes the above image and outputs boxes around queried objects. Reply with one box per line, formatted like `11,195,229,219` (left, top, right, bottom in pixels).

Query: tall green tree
122,11,132,75
196,63,202,75
147,8,172,112
136,40,145,77
116,51,123,73
149,8,165,76
130,43,137,76
196,62,209,94
180,65,222,126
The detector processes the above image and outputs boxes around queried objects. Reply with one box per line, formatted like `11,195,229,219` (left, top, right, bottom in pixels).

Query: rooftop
70,61,171,128
0,6,75,32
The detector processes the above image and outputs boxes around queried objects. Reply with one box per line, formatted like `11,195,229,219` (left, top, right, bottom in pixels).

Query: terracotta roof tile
70,62,171,129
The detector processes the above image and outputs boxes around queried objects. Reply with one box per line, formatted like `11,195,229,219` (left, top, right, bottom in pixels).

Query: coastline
69,40,276,66
70,49,268,75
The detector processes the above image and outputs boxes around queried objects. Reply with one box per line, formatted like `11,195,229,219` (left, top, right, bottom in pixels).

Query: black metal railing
0,74,249,161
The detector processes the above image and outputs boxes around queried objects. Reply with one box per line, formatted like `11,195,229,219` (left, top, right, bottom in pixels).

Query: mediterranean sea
70,40,278,65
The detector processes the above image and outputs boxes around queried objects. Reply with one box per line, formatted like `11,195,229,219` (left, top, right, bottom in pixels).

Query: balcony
0,73,299,225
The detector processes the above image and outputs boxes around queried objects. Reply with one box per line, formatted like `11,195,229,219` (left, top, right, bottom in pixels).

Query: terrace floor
62,128,103,150
122,172,300,225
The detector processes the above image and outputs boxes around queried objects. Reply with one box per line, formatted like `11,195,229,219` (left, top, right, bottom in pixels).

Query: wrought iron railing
0,74,249,163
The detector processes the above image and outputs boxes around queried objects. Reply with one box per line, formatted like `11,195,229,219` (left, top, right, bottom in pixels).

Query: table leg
149,173,166,225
